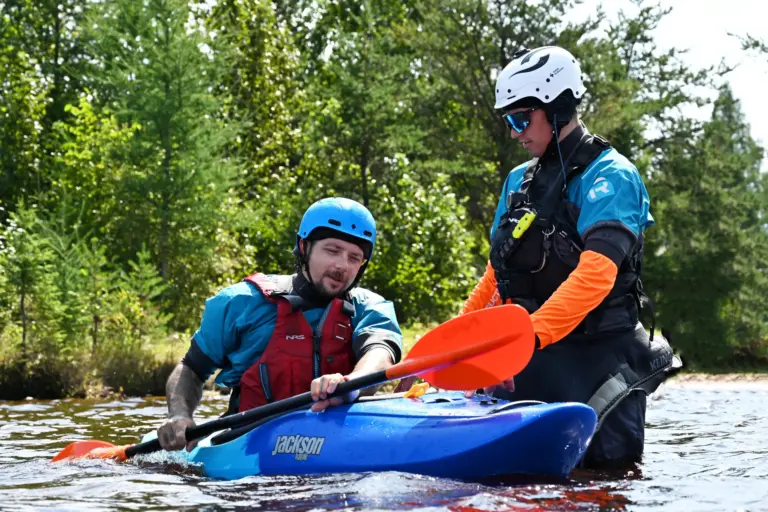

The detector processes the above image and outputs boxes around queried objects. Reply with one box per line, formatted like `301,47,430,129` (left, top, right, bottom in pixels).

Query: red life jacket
237,273,356,412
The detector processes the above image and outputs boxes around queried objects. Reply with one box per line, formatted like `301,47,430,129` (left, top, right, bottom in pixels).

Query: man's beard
314,269,350,297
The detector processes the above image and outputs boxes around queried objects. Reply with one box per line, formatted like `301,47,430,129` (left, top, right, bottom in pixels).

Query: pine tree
1,206,64,358
645,87,767,367
84,0,239,328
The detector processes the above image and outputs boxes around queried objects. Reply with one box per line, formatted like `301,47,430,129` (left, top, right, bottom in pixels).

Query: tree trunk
20,289,27,356
159,20,172,282
360,147,369,207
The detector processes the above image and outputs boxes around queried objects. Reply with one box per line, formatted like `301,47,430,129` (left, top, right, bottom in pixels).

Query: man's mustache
324,269,345,281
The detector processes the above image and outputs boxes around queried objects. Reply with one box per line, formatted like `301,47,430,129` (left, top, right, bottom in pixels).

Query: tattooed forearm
165,363,204,418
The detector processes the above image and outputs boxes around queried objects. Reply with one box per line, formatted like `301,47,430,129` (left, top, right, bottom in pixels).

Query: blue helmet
295,197,377,259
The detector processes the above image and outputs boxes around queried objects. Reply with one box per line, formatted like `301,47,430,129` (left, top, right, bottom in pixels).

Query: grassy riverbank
1,322,766,400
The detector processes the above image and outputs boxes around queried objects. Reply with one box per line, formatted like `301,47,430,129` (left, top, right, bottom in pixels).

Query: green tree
79,238,118,354
738,33,768,56
200,0,309,283
250,0,480,321
367,171,476,322
50,97,138,237
0,2,48,212
645,87,767,367
0,0,90,213
287,0,420,206
95,247,173,396
84,0,239,328
206,0,302,195
0,206,64,358
113,247,171,345
36,201,91,349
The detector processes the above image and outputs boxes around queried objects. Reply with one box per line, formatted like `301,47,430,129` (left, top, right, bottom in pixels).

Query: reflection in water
1,382,768,510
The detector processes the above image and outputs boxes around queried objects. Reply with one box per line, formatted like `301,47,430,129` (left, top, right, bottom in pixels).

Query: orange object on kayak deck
403,382,430,398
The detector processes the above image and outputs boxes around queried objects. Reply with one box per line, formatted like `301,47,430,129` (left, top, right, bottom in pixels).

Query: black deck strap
210,404,311,446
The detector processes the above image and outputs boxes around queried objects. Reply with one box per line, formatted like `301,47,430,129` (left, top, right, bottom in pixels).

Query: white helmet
494,46,585,111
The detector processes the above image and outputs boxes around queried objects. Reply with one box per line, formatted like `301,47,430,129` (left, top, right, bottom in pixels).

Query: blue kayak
147,392,596,480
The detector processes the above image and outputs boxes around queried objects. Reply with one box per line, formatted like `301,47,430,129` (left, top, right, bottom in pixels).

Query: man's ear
298,238,310,258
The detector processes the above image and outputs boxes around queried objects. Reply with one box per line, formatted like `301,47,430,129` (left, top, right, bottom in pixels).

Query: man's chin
524,147,540,157
317,280,348,297
520,143,541,157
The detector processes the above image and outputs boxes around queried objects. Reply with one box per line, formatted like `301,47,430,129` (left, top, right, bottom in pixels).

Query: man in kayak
157,197,402,451
460,46,679,468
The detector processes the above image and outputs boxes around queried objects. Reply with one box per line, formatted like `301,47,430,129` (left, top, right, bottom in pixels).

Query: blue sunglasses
501,107,538,134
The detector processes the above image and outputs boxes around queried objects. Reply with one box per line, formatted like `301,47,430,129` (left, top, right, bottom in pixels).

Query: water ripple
0,384,766,510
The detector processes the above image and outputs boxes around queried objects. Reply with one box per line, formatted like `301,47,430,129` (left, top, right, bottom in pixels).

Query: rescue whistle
512,212,537,239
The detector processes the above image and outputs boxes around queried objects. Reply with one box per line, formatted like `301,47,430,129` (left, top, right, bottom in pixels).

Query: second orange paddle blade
406,304,535,390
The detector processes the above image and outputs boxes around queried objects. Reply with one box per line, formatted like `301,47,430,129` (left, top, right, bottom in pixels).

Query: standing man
462,46,679,468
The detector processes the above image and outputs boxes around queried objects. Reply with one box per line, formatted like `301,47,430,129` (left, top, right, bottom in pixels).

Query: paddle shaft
125,371,386,458
125,332,516,457
51,305,536,464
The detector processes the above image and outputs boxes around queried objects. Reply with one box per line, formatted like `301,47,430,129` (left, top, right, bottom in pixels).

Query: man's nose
333,253,350,270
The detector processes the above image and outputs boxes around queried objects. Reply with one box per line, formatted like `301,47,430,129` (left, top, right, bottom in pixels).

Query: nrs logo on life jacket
271,434,325,461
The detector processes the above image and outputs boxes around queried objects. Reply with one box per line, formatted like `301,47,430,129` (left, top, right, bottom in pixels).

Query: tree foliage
1,0,767,397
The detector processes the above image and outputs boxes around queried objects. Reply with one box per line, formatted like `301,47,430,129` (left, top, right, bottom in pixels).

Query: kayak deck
160,392,596,480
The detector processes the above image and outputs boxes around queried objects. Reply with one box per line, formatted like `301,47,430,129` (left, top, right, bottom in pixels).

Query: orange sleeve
460,261,502,315
531,250,618,348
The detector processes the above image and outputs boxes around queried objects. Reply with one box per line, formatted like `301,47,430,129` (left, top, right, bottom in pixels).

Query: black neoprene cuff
181,338,219,382
583,226,636,267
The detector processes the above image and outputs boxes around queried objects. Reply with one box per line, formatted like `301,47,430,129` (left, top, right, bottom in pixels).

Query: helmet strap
552,115,567,187
297,239,318,290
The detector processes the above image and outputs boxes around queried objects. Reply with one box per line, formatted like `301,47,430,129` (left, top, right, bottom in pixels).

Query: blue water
1,380,767,510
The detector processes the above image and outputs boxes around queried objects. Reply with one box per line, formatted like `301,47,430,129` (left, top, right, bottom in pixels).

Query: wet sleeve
577,165,653,238
530,250,618,348
191,289,245,368
352,293,403,363
356,331,399,365
583,226,636,267
460,261,502,315
181,339,218,382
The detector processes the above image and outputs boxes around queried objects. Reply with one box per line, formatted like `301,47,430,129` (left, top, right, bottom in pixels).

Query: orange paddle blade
51,440,129,462
395,304,535,390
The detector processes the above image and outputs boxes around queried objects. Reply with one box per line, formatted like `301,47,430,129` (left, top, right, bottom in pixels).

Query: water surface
1,381,766,510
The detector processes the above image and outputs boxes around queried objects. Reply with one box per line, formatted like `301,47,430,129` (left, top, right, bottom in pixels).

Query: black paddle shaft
125,370,387,458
